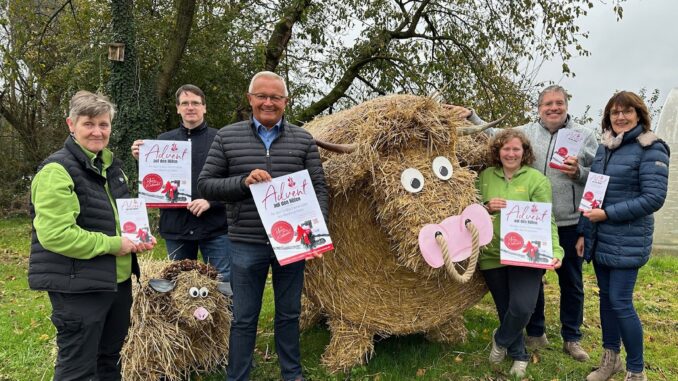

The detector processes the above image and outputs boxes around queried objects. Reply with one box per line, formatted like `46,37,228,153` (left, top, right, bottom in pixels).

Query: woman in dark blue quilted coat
576,91,669,381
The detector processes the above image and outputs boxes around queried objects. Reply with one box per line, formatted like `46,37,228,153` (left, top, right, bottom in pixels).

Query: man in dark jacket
29,91,155,379
132,85,230,281
198,71,328,381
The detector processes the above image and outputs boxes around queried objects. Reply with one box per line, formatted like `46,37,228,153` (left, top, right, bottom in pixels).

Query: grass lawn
1,217,676,380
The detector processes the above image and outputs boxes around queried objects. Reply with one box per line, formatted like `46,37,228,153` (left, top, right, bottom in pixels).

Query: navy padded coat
578,125,669,269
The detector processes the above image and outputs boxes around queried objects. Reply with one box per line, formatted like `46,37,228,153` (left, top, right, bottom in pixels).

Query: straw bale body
121,259,232,380
303,95,490,372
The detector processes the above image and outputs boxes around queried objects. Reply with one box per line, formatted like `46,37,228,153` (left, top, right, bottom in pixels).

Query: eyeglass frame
248,93,288,103
609,108,636,118
178,101,204,108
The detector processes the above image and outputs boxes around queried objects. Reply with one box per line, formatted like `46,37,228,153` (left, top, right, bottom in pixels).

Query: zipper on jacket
543,132,557,175
70,259,76,279
603,149,612,173
266,149,272,173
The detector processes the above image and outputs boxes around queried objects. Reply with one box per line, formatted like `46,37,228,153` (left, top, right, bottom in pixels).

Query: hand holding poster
138,140,192,208
249,169,333,265
116,198,153,244
549,129,585,169
500,200,554,269
579,172,610,211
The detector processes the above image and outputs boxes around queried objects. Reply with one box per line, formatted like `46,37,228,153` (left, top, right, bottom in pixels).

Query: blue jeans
594,261,643,372
482,266,544,361
226,241,305,381
526,225,584,342
165,234,232,282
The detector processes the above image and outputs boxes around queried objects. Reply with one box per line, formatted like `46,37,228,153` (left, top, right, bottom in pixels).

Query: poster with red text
249,169,333,265
116,198,154,244
579,172,610,211
500,200,554,269
549,129,585,169
138,140,191,208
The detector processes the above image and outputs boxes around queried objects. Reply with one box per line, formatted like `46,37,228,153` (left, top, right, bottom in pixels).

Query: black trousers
48,279,132,381
526,225,585,342
482,266,544,361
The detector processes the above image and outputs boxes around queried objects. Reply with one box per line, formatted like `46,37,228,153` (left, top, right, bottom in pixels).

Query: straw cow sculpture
121,259,232,380
303,94,498,372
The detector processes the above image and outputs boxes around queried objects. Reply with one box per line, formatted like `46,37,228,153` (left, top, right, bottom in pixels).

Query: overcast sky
535,0,678,128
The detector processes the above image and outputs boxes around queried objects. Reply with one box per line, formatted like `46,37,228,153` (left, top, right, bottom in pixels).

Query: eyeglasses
179,101,203,107
609,109,635,118
248,93,287,102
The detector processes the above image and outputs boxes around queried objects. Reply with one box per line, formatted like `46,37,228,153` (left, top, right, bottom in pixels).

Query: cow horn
315,139,357,154
457,115,507,136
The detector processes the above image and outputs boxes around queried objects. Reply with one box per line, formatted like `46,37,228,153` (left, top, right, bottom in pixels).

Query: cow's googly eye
432,156,453,180
401,168,424,193
199,287,209,297
189,287,200,297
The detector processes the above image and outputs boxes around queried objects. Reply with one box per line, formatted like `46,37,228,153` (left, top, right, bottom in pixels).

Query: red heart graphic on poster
123,221,137,233
584,191,594,201
142,173,163,192
271,220,294,244
504,231,524,251
557,147,568,156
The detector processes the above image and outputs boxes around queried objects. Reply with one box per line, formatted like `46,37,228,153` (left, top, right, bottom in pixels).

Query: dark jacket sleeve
198,131,251,202
604,141,670,223
304,138,329,222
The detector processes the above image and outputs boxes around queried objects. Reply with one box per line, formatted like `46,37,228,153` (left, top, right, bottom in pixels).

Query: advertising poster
579,172,610,211
249,169,333,265
138,140,191,208
549,129,585,169
500,200,554,269
116,198,153,244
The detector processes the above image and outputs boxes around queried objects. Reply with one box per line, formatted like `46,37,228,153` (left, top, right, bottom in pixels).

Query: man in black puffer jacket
198,71,328,381
132,85,230,281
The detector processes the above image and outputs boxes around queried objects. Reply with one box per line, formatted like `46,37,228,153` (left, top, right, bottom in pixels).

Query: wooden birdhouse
108,43,125,62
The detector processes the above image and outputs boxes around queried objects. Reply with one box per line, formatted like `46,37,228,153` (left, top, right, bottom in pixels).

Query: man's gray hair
538,85,569,106
68,91,116,122
248,71,289,97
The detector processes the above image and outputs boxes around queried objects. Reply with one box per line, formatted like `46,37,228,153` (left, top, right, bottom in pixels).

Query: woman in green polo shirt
476,129,564,378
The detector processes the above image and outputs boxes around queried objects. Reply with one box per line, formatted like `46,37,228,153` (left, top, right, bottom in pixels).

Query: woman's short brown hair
487,129,536,168
602,91,651,133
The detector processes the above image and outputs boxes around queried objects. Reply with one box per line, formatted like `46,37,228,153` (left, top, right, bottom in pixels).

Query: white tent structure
653,87,678,250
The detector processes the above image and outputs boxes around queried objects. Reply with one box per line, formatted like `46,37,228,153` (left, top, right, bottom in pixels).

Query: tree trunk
155,0,197,104
234,0,312,121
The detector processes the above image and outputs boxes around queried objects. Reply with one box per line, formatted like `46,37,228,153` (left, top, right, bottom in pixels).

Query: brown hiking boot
563,341,590,362
623,370,647,381
524,333,549,350
586,348,623,381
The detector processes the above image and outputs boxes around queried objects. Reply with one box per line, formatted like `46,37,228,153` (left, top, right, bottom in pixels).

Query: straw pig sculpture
121,259,232,380
302,94,499,372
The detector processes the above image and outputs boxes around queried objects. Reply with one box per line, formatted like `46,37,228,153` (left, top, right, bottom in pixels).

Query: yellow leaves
454,354,463,363
416,368,426,377
531,352,541,364
592,286,600,296
38,334,50,341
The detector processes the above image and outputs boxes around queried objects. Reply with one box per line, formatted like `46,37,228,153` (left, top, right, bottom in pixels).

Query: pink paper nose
193,307,209,320
419,203,493,268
